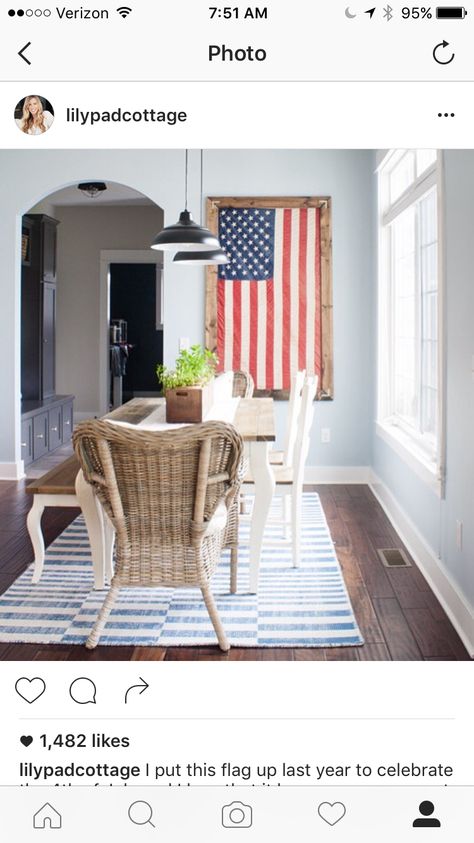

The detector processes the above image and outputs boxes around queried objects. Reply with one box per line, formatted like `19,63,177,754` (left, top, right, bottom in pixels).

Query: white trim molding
304,466,372,484
0,461,25,480
375,421,442,495
370,471,474,659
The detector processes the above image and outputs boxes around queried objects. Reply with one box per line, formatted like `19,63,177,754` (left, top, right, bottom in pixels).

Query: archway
20,179,164,473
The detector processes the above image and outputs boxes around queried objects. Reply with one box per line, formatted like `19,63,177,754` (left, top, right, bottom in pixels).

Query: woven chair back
232,370,255,399
73,419,243,556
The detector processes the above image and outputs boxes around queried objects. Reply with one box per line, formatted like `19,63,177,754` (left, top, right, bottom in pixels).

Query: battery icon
436,6,468,17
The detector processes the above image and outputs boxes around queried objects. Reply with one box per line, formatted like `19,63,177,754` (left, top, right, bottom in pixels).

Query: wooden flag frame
205,196,333,400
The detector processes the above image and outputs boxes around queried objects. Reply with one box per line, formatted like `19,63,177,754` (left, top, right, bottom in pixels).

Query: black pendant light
173,151,229,266
173,248,229,265
151,150,221,252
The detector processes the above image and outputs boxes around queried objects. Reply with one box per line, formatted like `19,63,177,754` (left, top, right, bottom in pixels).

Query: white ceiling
44,182,155,207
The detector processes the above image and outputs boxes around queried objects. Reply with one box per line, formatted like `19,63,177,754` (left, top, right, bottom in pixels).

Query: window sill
375,420,442,496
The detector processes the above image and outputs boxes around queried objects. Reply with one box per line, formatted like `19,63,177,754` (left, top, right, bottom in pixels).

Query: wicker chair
73,419,243,651
232,370,255,399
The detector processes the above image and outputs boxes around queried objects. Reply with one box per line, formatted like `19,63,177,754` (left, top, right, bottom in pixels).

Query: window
377,150,442,484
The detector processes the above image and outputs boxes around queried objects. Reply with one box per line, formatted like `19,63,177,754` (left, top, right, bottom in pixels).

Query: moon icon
345,6,357,17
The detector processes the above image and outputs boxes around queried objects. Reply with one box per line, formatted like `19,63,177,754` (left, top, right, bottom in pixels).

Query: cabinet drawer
62,401,74,442
32,412,49,460
48,405,62,451
21,418,33,466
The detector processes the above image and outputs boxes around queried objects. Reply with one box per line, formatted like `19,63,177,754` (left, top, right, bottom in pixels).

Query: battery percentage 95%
402,6,433,17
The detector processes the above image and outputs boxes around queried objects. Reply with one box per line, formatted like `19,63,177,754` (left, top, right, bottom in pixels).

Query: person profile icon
413,801,441,828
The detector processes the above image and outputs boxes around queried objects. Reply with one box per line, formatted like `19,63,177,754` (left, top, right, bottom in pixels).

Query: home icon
33,803,62,829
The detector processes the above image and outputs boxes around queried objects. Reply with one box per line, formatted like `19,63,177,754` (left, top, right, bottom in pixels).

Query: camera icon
222,801,253,829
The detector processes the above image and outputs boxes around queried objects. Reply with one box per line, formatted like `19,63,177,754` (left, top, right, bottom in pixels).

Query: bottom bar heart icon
317,801,346,826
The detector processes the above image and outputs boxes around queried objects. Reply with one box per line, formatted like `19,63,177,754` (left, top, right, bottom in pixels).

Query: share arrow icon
365,7,376,17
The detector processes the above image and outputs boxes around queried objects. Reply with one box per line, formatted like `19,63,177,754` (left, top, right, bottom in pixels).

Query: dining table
75,393,276,594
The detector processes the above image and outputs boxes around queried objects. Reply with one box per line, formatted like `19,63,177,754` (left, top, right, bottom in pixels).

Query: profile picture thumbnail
14,95,54,135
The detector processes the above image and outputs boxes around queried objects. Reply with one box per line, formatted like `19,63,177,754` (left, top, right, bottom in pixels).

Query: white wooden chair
269,369,306,467
243,375,318,568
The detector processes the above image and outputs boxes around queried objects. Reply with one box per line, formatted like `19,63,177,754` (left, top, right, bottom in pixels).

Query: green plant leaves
156,344,218,390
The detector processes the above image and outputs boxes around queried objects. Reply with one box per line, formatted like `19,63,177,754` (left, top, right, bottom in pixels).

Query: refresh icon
433,40,455,65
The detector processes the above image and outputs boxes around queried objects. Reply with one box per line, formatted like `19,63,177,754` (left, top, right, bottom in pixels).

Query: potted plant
156,345,218,423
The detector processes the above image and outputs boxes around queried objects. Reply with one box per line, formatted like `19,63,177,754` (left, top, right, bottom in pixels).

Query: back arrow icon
18,42,31,65
433,40,455,65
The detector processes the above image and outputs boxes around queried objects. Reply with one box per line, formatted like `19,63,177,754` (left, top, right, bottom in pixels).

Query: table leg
27,496,45,584
247,440,275,594
75,469,106,590
103,511,115,584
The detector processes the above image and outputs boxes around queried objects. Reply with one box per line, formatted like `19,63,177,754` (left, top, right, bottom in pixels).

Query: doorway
109,262,163,407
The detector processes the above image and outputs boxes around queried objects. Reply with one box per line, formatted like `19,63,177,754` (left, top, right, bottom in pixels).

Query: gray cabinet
21,214,59,402
32,412,49,460
21,418,33,466
21,394,75,466
42,282,56,399
62,400,74,443
48,405,62,451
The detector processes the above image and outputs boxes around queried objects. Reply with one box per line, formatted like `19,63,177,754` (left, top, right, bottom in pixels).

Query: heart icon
318,802,346,826
20,736,33,747
15,677,46,704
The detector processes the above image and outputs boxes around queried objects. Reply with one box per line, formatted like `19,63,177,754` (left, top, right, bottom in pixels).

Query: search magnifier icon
128,800,156,828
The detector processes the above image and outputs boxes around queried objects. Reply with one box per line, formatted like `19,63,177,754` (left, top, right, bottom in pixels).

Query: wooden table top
105,397,276,443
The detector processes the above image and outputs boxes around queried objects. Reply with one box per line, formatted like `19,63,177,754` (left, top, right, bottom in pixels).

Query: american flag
217,206,322,391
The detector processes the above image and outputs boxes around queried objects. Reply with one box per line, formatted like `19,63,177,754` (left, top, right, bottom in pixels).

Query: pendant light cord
200,149,204,224
184,148,188,210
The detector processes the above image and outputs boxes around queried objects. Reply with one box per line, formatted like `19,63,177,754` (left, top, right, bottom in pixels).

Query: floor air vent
377,548,412,568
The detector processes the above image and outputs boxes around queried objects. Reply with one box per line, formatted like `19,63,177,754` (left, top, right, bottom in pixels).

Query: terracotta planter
165,381,214,423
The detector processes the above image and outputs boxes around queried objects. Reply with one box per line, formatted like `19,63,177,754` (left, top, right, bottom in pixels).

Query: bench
26,455,114,589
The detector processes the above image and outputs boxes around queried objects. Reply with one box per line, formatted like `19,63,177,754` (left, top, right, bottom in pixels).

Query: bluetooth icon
383,4,394,19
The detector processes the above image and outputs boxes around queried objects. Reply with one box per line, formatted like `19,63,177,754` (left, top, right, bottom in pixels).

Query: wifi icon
117,6,132,17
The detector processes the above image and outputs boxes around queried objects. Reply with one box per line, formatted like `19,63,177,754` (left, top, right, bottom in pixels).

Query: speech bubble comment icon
69,677,97,705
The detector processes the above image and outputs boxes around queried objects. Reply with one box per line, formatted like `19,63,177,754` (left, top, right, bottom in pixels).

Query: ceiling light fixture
78,182,107,199
151,150,222,252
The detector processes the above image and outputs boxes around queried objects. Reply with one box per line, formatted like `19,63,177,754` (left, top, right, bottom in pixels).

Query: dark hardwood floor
0,480,469,661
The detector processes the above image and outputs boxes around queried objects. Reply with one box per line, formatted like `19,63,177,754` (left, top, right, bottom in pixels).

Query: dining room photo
0,147,472,663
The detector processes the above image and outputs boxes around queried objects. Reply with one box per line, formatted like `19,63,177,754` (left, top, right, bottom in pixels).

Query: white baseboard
0,461,25,481
370,472,474,659
304,465,372,484
73,411,100,423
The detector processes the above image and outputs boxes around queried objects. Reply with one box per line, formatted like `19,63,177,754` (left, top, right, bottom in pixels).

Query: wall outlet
321,427,331,444
179,337,190,351
456,520,463,551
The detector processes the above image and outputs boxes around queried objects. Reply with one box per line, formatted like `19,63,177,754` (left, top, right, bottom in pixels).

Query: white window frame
376,150,445,495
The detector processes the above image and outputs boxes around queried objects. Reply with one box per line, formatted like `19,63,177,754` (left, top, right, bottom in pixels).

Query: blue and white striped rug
0,493,363,647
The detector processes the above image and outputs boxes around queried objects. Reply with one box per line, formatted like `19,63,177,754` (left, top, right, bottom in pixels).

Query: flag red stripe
281,209,292,390
249,281,258,385
314,207,322,377
232,281,242,372
266,280,274,389
217,279,225,373
298,208,308,371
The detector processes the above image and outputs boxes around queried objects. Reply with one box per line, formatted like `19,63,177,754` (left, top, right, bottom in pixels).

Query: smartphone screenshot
0,2,472,840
